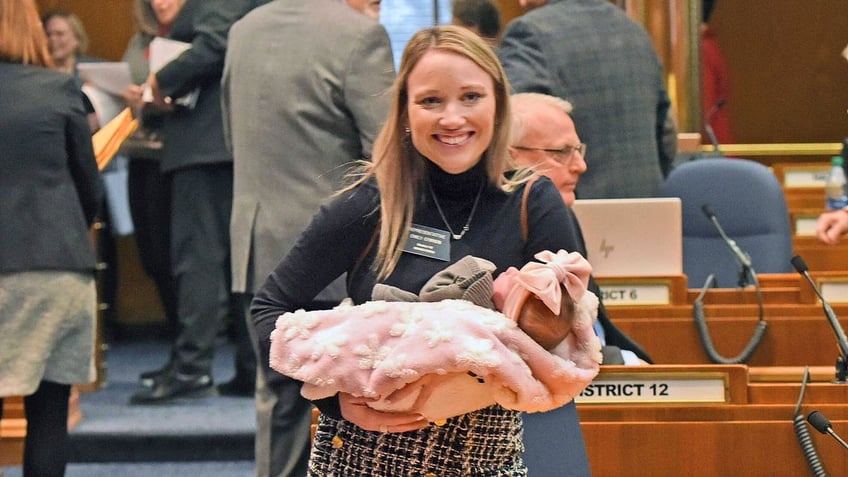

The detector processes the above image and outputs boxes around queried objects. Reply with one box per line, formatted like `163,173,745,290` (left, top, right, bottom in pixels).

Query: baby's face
516,284,574,350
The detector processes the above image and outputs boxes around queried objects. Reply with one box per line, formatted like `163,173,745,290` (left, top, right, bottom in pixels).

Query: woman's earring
404,127,411,134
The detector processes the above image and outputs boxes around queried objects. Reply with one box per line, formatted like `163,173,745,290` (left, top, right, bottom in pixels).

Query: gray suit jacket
499,0,676,199
222,0,395,295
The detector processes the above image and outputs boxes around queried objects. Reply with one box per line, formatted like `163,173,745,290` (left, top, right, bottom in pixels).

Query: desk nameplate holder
575,365,746,405
818,277,848,304
776,164,829,188
792,212,819,237
594,275,687,307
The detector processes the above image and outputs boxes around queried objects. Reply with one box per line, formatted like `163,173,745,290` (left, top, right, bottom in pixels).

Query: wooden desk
578,365,848,476
600,273,848,367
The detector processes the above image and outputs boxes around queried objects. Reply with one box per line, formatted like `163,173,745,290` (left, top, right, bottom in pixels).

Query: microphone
792,255,848,382
701,204,753,287
703,99,726,155
807,411,848,450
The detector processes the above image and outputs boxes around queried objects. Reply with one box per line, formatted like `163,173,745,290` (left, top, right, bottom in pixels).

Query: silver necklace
428,179,485,240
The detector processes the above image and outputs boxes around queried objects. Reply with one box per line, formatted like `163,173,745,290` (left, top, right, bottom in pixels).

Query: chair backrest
659,158,793,288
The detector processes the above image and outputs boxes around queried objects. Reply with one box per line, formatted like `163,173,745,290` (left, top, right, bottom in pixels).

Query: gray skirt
0,270,96,396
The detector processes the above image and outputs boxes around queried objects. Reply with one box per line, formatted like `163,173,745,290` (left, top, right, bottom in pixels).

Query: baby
269,250,602,421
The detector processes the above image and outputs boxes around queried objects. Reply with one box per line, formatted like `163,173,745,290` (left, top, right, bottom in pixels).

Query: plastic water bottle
825,156,848,210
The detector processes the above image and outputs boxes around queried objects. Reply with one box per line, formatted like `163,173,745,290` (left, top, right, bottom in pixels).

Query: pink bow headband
494,249,592,321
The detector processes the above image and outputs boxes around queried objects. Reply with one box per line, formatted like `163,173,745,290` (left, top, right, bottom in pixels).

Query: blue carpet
3,461,255,477
0,338,256,470
67,339,256,463
2,339,258,475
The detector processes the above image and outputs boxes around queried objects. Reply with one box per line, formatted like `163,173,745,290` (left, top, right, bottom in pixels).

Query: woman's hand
338,392,429,433
122,84,146,111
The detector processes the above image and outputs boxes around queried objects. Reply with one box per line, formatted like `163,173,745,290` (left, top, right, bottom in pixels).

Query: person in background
509,92,652,365
0,0,103,475
816,209,848,245
119,0,184,342
498,0,677,199
128,0,259,405
42,10,96,76
700,0,734,146
42,10,100,133
222,0,395,474
349,0,381,19
251,25,594,476
451,0,502,48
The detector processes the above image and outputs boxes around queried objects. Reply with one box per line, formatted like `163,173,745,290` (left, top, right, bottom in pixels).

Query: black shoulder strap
520,176,539,243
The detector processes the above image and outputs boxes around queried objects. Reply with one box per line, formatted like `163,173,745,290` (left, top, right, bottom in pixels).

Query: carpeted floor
2,338,256,476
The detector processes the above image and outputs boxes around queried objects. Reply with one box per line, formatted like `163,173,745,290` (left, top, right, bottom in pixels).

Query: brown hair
132,0,186,36
0,0,54,67
344,25,528,279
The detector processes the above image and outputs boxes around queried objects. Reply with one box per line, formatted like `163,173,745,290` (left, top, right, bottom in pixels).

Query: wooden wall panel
36,0,134,62
498,0,848,147
706,0,848,144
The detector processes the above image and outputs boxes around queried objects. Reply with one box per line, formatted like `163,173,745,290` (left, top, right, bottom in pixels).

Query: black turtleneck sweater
251,159,587,415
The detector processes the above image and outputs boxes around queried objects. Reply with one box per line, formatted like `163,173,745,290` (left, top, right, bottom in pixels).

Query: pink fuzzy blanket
269,252,602,422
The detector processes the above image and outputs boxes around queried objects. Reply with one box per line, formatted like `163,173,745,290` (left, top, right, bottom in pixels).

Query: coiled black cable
693,271,767,364
794,367,827,476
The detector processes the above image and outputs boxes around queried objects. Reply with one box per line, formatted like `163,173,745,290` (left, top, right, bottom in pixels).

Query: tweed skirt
0,271,96,396
308,405,527,477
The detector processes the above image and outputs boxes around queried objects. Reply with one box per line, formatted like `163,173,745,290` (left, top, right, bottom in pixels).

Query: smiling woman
250,24,597,476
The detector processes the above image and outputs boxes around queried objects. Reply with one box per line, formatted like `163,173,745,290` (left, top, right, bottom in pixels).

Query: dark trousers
169,164,235,376
128,158,178,335
522,401,591,476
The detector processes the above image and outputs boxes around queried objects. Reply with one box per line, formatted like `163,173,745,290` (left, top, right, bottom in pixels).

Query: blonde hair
42,10,89,55
0,0,54,67
344,25,529,279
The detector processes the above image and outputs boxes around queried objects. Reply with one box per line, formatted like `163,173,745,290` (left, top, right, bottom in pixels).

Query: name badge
403,224,450,261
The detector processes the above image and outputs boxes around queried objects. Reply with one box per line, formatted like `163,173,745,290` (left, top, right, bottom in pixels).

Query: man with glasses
508,92,651,477
499,0,677,199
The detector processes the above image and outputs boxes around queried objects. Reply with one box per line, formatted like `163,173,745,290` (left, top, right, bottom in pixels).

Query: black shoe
129,373,215,404
217,374,255,397
139,361,176,388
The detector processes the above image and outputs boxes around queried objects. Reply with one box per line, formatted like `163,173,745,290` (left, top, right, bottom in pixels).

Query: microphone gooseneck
703,100,726,155
808,411,832,435
807,410,848,451
701,204,753,284
792,255,848,382
692,206,766,364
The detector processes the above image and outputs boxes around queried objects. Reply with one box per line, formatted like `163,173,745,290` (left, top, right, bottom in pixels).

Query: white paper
78,62,132,97
148,37,191,73
82,83,126,127
145,37,199,109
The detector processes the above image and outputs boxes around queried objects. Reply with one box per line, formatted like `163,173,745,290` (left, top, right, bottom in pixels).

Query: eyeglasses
512,143,587,164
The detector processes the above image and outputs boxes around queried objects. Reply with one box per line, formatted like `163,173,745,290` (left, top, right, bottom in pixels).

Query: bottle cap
833,156,844,166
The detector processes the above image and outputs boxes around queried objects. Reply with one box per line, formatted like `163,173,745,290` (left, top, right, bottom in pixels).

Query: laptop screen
570,198,683,277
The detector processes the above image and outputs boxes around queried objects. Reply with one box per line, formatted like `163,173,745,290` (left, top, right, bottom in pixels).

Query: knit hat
371,255,497,309
419,256,496,308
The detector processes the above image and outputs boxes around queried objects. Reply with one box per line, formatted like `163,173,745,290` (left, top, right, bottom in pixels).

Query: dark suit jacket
499,0,676,199
155,0,260,173
0,63,102,273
